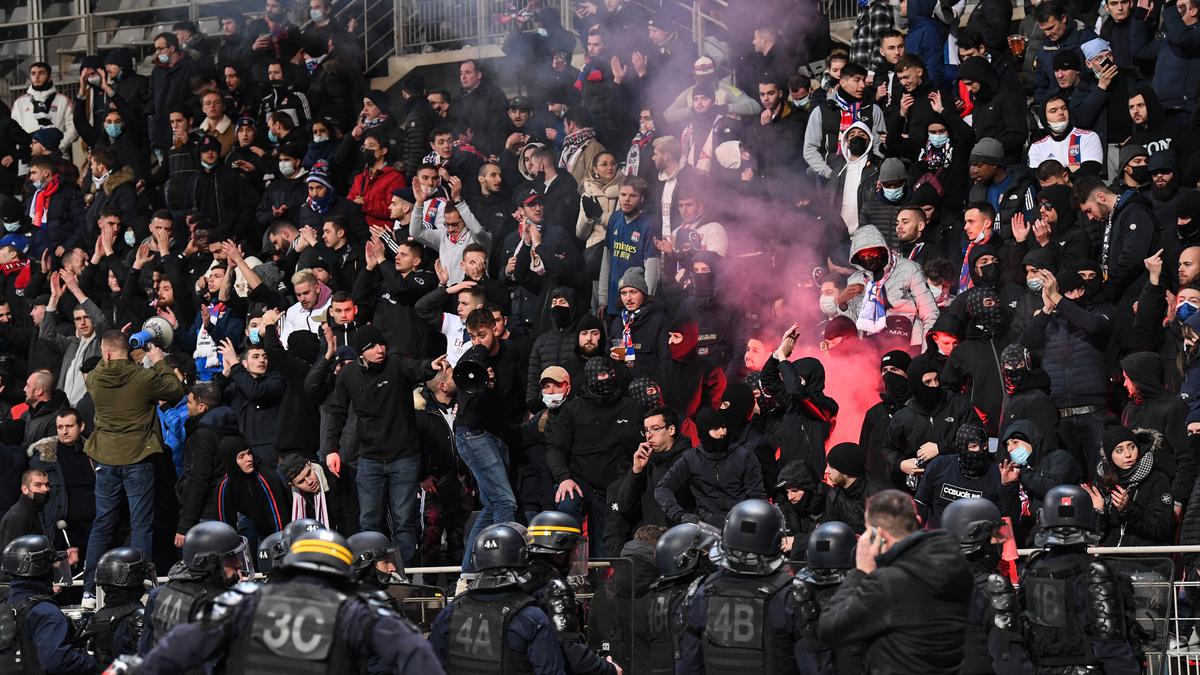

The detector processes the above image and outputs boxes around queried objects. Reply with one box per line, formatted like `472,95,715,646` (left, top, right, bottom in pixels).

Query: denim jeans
1058,410,1104,482
84,460,155,592
455,429,516,571
556,481,609,558
357,455,422,565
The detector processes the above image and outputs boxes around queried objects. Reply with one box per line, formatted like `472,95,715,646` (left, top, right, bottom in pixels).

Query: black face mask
28,492,48,507
883,371,910,402
977,262,1000,285
959,449,992,478
847,136,869,157
550,305,573,329
362,149,376,166
1181,218,1200,243
702,431,730,454
1130,166,1150,185
912,379,942,409
690,273,715,296
1082,277,1102,300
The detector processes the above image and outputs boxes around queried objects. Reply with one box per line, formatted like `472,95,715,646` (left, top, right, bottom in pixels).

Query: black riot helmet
473,523,531,572
181,521,248,577
282,518,326,545
97,547,152,589
806,521,856,570
527,511,582,555
281,529,354,581
655,522,721,582
942,498,1002,555
347,531,405,582
718,499,786,574
1038,484,1097,547
257,531,284,574
1,534,59,578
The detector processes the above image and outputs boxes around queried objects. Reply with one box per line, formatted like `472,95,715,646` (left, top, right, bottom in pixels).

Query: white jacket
11,86,77,152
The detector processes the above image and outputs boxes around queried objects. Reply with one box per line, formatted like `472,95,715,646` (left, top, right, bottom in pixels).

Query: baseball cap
540,366,570,384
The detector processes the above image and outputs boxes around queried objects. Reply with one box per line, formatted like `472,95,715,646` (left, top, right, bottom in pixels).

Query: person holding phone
819,490,973,674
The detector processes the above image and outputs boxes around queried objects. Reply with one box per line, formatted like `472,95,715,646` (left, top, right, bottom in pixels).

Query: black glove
680,513,700,525
581,195,602,219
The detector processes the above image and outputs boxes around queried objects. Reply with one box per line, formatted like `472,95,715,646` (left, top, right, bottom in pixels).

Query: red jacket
348,165,407,228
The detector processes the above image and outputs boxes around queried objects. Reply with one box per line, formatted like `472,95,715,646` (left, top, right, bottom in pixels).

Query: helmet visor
222,536,254,581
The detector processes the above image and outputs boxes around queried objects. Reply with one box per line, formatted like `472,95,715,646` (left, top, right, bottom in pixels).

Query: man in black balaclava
657,316,726,429
681,252,738,369
655,407,767,528
916,423,1020,528
863,349,912,491
524,286,580,411
1164,173,1200,272
999,343,1058,443
943,286,1010,436
722,382,777,489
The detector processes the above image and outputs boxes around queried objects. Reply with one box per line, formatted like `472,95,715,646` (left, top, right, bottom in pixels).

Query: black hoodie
215,436,289,537
1131,86,1189,160
760,355,839,476
1120,351,1193,501
956,56,1028,164
999,419,1080,543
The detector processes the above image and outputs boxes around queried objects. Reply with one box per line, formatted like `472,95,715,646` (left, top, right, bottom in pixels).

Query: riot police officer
1019,485,1140,675
791,521,865,675
256,519,324,581
428,523,567,673
138,521,250,654
348,530,408,590
639,522,721,675
941,498,1032,675
522,511,621,675
81,547,151,665
677,499,804,674
126,529,445,674
0,534,98,673
256,531,283,576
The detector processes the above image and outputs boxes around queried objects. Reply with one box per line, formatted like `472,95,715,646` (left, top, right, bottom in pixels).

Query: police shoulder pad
1086,559,1115,582
790,576,816,603
206,583,258,622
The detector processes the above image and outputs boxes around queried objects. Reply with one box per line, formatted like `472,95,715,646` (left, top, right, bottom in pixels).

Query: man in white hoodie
827,120,879,234
11,62,78,157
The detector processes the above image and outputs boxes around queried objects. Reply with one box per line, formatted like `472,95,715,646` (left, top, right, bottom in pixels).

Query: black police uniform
0,577,98,674
522,561,617,675
138,563,227,655
963,561,1031,675
677,567,804,674
428,587,567,674
791,567,866,674
80,590,144,665
136,574,444,674
643,573,705,675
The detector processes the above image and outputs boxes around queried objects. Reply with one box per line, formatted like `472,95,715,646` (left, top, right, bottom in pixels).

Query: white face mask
818,294,839,317
1048,119,1069,134
542,392,566,409
279,160,296,176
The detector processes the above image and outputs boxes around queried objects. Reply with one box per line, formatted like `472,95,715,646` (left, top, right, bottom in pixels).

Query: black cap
518,186,544,206
508,96,532,111
351,325,386,356
1149,150,1177,173
198,135,221,153
1052,49,1081,71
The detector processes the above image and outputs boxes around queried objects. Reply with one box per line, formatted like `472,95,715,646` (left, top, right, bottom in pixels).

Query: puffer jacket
905,0,949,87
524,286,581,409
175,405,239,532
1019,295,1111,408
1130,1,1200,115
844,225,941,345
1095,429,1175,546
397,95,437,175
1121,352,1193,505
654,442,766,528
607,300,672,377
999,367,1058,444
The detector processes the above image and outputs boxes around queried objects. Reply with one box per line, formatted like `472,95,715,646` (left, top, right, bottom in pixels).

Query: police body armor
0,592,55,675
648,577,703,675
1020,552,1127,669
448,591,537,675
791,569,839,652
225,581,350,675
702,571,796,674
81,602,143,664
536,577,582,642
149,580,215,647
963,571,1022,675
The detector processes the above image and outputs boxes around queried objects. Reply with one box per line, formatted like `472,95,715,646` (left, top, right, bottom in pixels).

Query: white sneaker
81,592,96,610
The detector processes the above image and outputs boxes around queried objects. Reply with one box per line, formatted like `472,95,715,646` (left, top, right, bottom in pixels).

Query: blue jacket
157,396,189,474
9,578,98,674
603,209,658,313
905,0,949,87
1131,3,1200,114
1034,20,1098,103
428,590,567,673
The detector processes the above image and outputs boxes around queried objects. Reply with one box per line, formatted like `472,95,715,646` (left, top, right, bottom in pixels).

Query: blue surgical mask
157,53,170,65
883,186,904,201
928,133,949,147
124,230,136,246
3,221,19,233
313,134,328,143
104,123,123,138
1009,444,1031,466
1026,277,1043,292
201,160,215,170
268,130,279,144
248,328,261,345
1179,301,1199,322
309,8,325,21
31,179,44,190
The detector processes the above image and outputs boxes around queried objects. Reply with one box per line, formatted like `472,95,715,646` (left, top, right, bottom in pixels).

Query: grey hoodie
843,225,940,345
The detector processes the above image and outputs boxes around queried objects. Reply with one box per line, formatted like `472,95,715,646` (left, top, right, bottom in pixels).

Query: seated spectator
818,441,873,533
278,452,357,534
215,435,288,537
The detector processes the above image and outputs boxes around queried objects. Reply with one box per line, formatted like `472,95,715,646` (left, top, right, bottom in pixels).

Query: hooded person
680,251,739,368
1010,246,1060,340
776,460,821,560
998,343,1058,443
1119,351,1191,506
760,350,839,477
214,435,289,538
654,407,767,528
1025,183,1093,268
956,56,1028,163
942,284,1011,436
905,0,949,86
915,423,1021,528
524,285,582,411
842,225,941,346
999,419,1080,543
1127,85,1188,161
819,442,874,533
862,349,913,491
827,120,880,233
1089,425,1174,546
655,315,726,427
882,358,982,494
722,381,777,490
560,312,608,389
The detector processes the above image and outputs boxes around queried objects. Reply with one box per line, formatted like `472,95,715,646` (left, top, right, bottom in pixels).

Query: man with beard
1147,152,1192,242
678,80,740,176
1127,85,1190,160
0,470,50,547
941,498,1033,674
862,350,911,491
563,313,606,385
27,409,94,564
746,78,806,181
884,360,982,494
966,138,1038,231
1076,174,1157,304
817,442,873,533
916,424,1021,527
1011,184,1093,278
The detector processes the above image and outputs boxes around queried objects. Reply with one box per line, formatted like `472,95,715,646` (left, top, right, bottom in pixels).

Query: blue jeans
455,429,516,572
357,455,422,564
556,481,609,558
84,461,155,592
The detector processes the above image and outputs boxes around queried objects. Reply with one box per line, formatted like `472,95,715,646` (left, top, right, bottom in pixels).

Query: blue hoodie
905,0,948,88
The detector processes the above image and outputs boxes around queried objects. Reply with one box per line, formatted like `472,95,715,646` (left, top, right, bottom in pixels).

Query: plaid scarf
560,127,596,170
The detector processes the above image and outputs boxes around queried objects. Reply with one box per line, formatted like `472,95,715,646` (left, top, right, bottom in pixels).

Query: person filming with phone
819,489,973,674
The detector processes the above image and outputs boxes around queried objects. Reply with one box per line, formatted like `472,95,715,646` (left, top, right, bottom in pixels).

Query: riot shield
384,582,448,632
1103,555,1174,662
579,558,635,673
